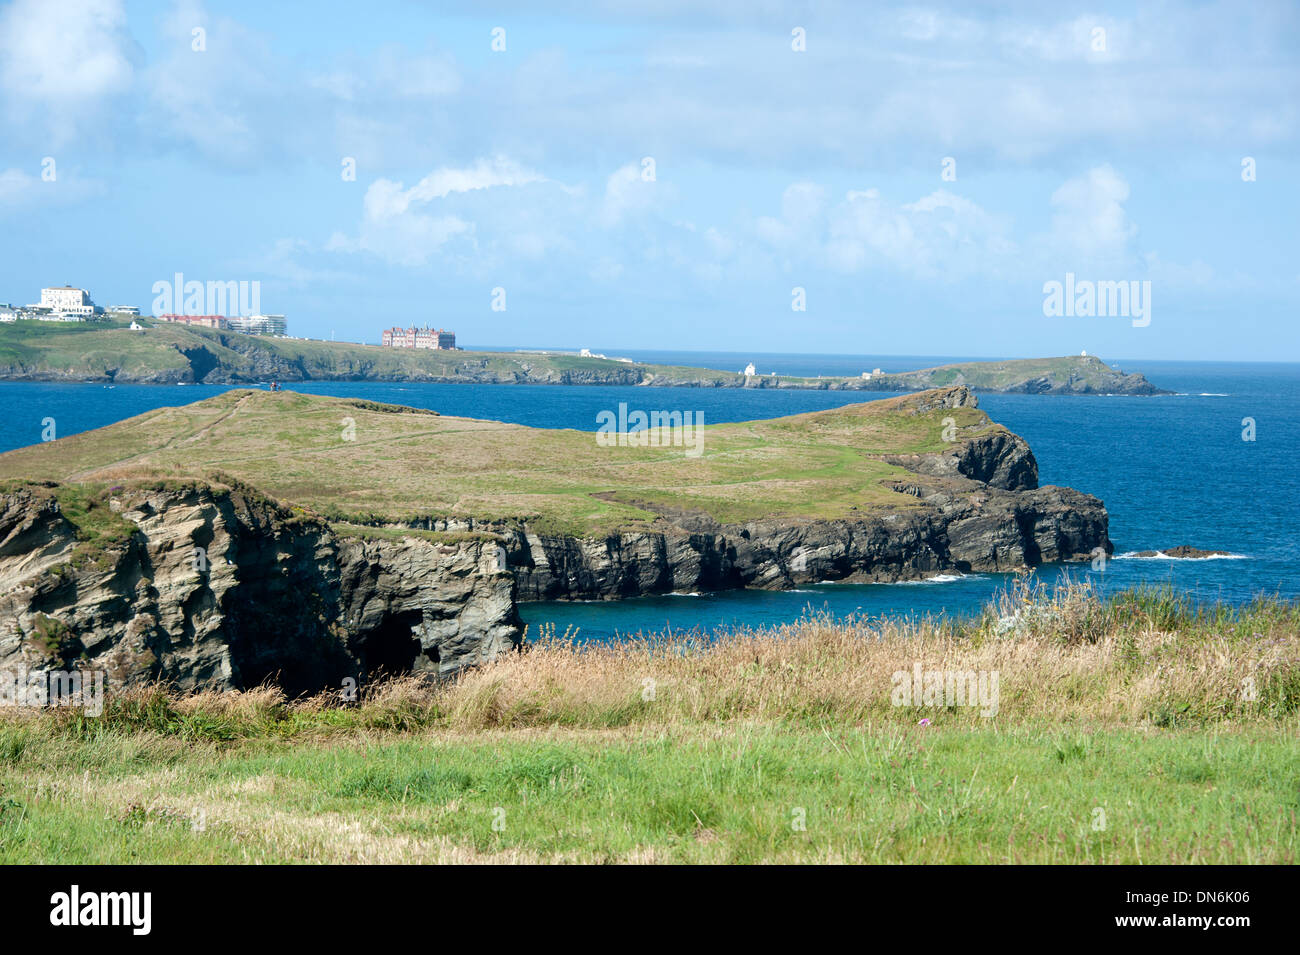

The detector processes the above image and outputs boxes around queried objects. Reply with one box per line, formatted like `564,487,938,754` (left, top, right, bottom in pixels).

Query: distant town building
153,312,287,335
228,314,286,336
158,314,229,329
5,286,286,336
381,326,456,349
32,286,99,317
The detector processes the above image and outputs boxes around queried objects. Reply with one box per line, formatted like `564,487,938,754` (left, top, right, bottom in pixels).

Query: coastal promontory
0,386,1110,691
0,319,1168,394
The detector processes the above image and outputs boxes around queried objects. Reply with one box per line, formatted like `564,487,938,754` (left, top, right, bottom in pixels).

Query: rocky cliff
369,391,1109,601
0,388,1110,693
0,484,521,694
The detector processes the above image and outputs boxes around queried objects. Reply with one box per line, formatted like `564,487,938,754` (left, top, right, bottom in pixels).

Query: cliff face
0,485,521,693
0,388,1111,692
496,448,1106,601
396,390,1109,602
494,486,1105,601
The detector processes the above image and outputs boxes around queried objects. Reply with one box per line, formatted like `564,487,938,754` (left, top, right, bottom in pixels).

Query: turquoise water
2,354,1295,642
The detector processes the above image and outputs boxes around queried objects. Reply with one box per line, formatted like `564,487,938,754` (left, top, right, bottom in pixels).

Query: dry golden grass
14,580,1290,738
443,582,1297,730
3,584,1295,865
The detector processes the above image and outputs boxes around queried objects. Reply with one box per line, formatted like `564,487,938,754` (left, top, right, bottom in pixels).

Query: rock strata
0,484,521,693
0,387,1111,692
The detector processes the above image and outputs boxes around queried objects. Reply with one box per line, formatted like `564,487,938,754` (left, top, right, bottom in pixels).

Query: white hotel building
29,286,99,318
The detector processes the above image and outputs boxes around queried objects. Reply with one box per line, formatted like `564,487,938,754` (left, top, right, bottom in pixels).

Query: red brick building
381,326,456,349
158,314,230,329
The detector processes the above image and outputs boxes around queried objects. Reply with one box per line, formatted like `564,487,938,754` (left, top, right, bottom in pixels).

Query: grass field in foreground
1,583,1296,863
0,724,1293,864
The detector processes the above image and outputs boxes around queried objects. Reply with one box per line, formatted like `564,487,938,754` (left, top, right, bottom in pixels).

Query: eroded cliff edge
0,483,520,693
434,393,1108,600
0,387,1110,692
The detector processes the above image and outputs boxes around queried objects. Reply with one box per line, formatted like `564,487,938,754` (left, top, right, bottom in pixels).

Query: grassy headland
1,582,1294,863
0,319,1167,393
0,388,988,535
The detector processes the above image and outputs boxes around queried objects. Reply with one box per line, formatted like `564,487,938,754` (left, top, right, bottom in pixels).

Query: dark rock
1128,546,1234,559
0,485,522,693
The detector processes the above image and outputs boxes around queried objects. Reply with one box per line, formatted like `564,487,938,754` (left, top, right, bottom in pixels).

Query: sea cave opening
360,611,424,680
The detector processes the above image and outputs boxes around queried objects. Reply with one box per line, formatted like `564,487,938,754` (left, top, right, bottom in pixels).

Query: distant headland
0,318,1169,395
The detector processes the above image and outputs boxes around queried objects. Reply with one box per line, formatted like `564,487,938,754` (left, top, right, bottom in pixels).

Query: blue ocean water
1,353,1296,642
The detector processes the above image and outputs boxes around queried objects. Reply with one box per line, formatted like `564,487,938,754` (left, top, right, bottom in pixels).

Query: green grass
889,356,1121,391
0,387,991,535
0,723,1292,863
0,319,203,378
1,584,1294,863
0,321,1152,392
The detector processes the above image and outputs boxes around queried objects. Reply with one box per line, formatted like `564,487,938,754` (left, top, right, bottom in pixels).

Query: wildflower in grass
918,718,931,727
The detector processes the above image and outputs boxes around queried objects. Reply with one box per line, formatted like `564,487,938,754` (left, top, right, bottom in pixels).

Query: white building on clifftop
30,286,99,318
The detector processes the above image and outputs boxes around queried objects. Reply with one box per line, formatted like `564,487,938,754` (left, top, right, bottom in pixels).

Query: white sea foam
1116,551,1247,561
813,573,983,586
897,573,980,585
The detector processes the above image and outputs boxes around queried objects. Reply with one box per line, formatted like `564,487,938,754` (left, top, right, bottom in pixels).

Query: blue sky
0,0,1296,359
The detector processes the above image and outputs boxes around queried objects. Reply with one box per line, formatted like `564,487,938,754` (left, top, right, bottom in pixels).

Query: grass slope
891,355,1130,391
0,318,198,379
0,388,991,534
1,582,1294,863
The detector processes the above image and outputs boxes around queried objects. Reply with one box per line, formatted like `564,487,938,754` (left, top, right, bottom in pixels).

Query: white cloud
330,158,546,266
757,181,1014,279
0,0,134,143
310,47,460,103
1048,164,1137,261
1141,251,1215,288
402,158,544,205
0,168,38,205
233,238,351,286
1005,16,1132,62
756,182,828,245
372,47,460,98
897,9,985,44
703,227,734,258
0,165,104,215
600,163,659,227
141,0,280,164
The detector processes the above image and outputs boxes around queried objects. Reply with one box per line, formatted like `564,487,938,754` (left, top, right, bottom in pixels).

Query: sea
2,352,1296,643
